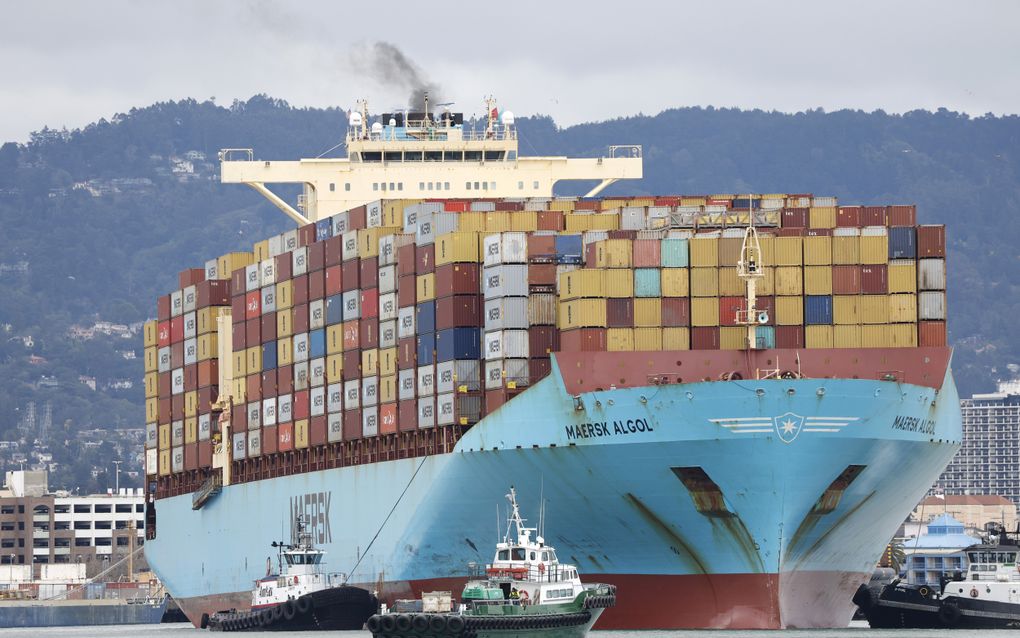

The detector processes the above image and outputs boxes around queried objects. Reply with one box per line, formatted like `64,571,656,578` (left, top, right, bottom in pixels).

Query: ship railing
469,564,572,583
219,148,254,162
609,144,642,158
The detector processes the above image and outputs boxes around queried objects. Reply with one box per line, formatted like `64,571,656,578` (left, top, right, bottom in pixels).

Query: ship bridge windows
484,151,504,162
425,151,443,162
74,504,90,514
406,151,423,161
345,183,351,191
518,181,524,190
445,151,463,161
511,548,526,560
498,549,509,560
362,152,382,162
329,183,335,192
464,151,482,162
384,152,402,162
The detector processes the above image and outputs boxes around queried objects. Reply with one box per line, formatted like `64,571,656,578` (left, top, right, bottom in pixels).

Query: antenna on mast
736,195,766,350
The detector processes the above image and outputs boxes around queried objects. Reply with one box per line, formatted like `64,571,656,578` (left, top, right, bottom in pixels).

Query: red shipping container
293,390,310,420
775,325,805,349
246,374,262,402
278,422,294,452
231,404,247,430
655,196,681,206
170,342,184,367
691,327,720,350
756,296,776,326
360,257,379,289
342,350,361,380
198,440,213,468
529,358,552,383
245,318,261,346
398,400,417,431
917,225,946,258
360,318,379,349
632,239,661,268
158,395,171,422
397,243,417,277
416,245,435,273
860,265,888,294
157,320,171,348
157,295,171,321
348,205,367,229
231,294,246,324
158,372,172,397
782,209,808,228
197,359,218,388
775,227,805,237
231,268,246,294
607,230,638,241
325,265,343,296
861,206,887,227
198,386,218,412
293,303,310,333
292,274,309,306
232,322,246,351
261,311,277,343
262,428,278,455
361,288,379,319
560,328,607,352
183,364,198,392
196,280,230,308
307,241,325,272
661,297,691,327
380,403,398,434
836,206,861,228
435,263,479,296
342,409,362,440
527,235,556,260
719,297,745,327
496,200,524,211
607,298,634,327
170,316,184,343
298,223,316,247
527,263,557,287
887,205,916,227
307,270,325,301
537,211,564,231
576,200,599,211
398,274,417,307
918,321,947,347
261,369,278,396
436,295,481,329
310,415,327,446
342,320,360,351
445,200,469,212
277,365,294,394
832,266,862,295
276,252,293,281
184,442,198,471
585,244,598,268
528,326,559,356
244,291,261,320
178,268,205,289
341,260,360,292
398,337,416,369
324,236,344,267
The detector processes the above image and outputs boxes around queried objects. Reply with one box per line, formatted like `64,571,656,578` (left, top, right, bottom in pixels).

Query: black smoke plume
365,42,442,110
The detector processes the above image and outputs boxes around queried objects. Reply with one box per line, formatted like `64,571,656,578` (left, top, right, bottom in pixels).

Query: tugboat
367,487,616,638
854,528,1020,628
203,516,378,631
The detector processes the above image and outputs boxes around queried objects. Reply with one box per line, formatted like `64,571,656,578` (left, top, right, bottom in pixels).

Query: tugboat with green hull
367,487,616,638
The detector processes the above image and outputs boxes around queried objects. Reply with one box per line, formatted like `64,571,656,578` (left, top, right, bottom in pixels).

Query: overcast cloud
1,0,1018,143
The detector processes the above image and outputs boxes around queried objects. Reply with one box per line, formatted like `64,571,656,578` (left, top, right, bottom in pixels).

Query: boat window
406,151,422,161
498,549,509,560
484,151,503,161
508,151,517,161
420,182,426,190
549,550,557,561
425,151,442,162
542,552,549,561
533,181,539,189
969,552,977,563
466,182,472,190
444,151,463,161
329,183,335,192
474,182,480,190
512,548,526,560
1010,553,1017,563
444,182,450,190
490,182,496,190
373,183,379,191
345,183,351,191
398,183,403,191
518,181,524,190
363,152,382,162
464,151,482,162
384,152,401,162
428,183,434,191
482,182,488,191
389,183,395,191
530,552,536,560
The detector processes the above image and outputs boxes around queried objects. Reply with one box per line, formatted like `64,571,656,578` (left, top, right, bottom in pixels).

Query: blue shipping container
262,342,278,370
555,234,583,264
754,326,776,349
660,239,689,267
326,294,343,325
416,332,436,365
309,329,326,358
888,227,916,260
804,295,833,325
436,328,481,362
634,268,661,297
417,301,436,334
316,219,333,242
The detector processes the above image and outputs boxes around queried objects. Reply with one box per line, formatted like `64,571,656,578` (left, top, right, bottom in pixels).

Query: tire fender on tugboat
938,601,962,626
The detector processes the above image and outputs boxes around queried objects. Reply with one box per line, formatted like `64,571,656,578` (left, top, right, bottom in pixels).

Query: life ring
970,587,979,598
293,575,299,585
918,586,930,597
520,589,530,602
538,562,545,573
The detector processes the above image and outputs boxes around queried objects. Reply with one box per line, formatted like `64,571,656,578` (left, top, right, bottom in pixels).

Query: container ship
141,98,961,629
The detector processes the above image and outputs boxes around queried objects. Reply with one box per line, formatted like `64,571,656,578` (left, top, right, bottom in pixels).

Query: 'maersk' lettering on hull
564,418,653,440
291,492,332,544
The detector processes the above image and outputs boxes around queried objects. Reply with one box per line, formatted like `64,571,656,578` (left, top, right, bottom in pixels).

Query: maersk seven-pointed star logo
773,412,805,443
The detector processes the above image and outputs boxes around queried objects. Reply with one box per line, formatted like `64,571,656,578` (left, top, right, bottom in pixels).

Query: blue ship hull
145,360,961,629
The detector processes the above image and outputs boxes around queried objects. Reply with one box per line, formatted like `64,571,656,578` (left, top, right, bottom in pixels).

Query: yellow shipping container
197,307,227,335
888,294,917,323
485,212,513,232
218,252,254,281
277,338,293,366
416,273,435,301
803,235,832,265
805,325,834,348
775,296,804,325
833,296,860,325
145,397,158,422
361,348,379,376
629,198,654,207
859,295,890,324
144,372,158,399
602,199,627,209
758,235,775,266
595,240,633,268
832,236,860,264
563,214,590,233
662,327,691,350
231,377,246,404
718,238,743,267
634,298,661,327
860,235,889,265
232,351,247,377
380,375,397,404
245,345,262,374
720,327,746,350
689,236,719,267
510,211,538,232
888,261,917,294
559,299,607,329
184,391,198,417
158,424,171,450
158,450,171,476
681,197,706,206
773,237,803,266
549,200,575,212
588,213,620,231
861,324,915,348
457,212,486,232
607,328,634,352
197,334,218,362
717,267,743,296
436,232,479,265
380,347,397,377
253,239,270,262
359,227,398,258
774,267,804,296
804,266,833,296
144,320,158,347
185,417,198,444
327,354,343,383
604,269,634,298
277,309,293,339
327,324,343,354
690,268,720,297
295,419,309,449
559,270,605,300
144,347,158,373
276,280,293,310
691,297,720,327
662,268,691,297
834,325,862,348
633,327,662,351
755,267,776,296
808,207,837,229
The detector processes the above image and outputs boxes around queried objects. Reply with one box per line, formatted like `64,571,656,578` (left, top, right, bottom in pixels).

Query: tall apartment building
0,471,145,579
936,380,1020,505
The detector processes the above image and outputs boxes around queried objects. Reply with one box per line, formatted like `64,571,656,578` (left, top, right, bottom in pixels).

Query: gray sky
2,0,1018,143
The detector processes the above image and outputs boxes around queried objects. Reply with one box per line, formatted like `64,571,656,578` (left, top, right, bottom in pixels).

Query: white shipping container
293,332,309,363
918,291,946,320
620,206,645,230
172,446,185,472
813,196,838,207
417,364,436,395
232,433,246,460
436,360,481,394
379,265,397,293
260,259,276,286
528,294,557,325
366,200,383,228
283,229,298,253
362,407,378,437
379,319,397,349
171,290,183,317
342,230,360,261
172,420,184,446
327,412,343,442
362,376,379,407
204,258,218,281
344,380,360,409
310,385,326,416
484,330,529,361
403,203,442,233
484,359,529,389
198,413,211,441
483,232,528,266
398,369,417,400
309,357,325,387
398,307,416,339
171,368,184,394
247,401,261,430
437,393,483,426
417,212,459,245
183,338,197,366
145,423,157,449
292,246,308,276
342,290,361,319
470,200,496,212
182,285,197,313
278,393,293,423
309,299,324,330
582,231,609,247
861,225,888,237
483,265,529,300
918,258,946,291
146,448,158,475
484,361,504,390
484,297,530,331
261,286,277,313
379,292,398,321
293,361,309,391
833,227,861,237
158,347,171,373
268,235,284,259
247,430,261,458
524,198,550,211
331,211,350,237
417,396,436,428
245,264,260,292
183,312,197,339
327,382,343,413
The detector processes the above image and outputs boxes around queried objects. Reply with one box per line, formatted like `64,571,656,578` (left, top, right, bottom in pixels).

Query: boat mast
736,197,766,350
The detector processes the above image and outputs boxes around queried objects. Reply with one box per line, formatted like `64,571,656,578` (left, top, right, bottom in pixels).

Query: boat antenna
539,476,545,539
736,195,766,351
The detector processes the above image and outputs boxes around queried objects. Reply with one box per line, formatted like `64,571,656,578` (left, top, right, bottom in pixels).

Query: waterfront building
902,514,979,585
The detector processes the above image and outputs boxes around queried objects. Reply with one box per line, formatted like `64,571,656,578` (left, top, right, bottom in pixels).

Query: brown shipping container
397,244,417,277
436,295,481,329
607,298,635,328
691,327,720,350
918,321,947,346
292,274,309,306
324,235,344,267
232,322,246,351
560,328,607,352
860,265,888,294
231,268,246,295
435,263,480,296
887,205,917,227
261,312,277,343
310,415,327,447
307,241,325,272
245,318,261,346
343,409,362,440
276,252,293,281
836,206,861,228
782,208,808,228
158,295,171,321
360,319,379,349
398,400,418,431
196,280,230,308
360,257,379,289
861,206,887,227
246,374,262,402
298,223,316,247
718,297,743,327
398,337,416,369
293,304,310,334
918,225,946,258
341,260,360,292
632,239,661,268
527,263,557,287
278,365,294,394
529,358,552,384
398,274,417,307
537,211,564,231
199,440,213,468
832,265,862,295
527,235,556,260
231,404,247,430
416,245,435,274
261,430,277,456
528,326,559,356
231,295,246,324
308,270,325,301
775,325,805,349
183,364,197,391
262,369,278,396
197,359,218,388
661,298,691,327
197,386,218,413
349,205,367,229
158,398,171,423
343,350,361,380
